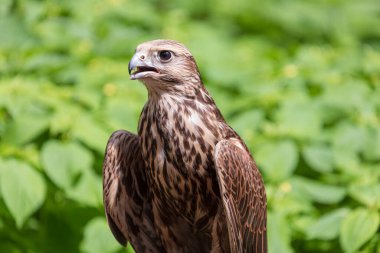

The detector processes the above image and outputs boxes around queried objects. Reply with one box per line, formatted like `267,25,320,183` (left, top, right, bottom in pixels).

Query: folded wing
103,130,163,252
214,139,267,253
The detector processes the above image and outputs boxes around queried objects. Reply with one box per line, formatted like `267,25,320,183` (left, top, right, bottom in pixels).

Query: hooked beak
128,53,158,80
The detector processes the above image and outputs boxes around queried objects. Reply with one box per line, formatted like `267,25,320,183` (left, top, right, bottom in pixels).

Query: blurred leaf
0,242,24,253
230,109,264,138
0,16,35,49
24,54,70,73
275,101,321,140
340,208,380,253
0,159,46,228
40,202,98,253
332,123,366,154
72,116,110,154
349,184,380,208
307,208,349,240
291,177,346,204
80,217,122,253
303,144,334,173
67,170,102,207
41,140,93,190
104,97,139,131
49,105,81,135
73,88,102,110
322,82,370,117
268,211,293,253
363,127,380,161
2,115,49,145
256,140,298,182
333,148,360,173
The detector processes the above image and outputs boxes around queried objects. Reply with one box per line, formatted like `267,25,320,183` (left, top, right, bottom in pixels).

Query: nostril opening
140,55,145,60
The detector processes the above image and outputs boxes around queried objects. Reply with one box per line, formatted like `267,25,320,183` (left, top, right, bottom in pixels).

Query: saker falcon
103,39,267,253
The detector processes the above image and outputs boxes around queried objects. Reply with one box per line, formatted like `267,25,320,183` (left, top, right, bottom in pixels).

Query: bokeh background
0,0,380,252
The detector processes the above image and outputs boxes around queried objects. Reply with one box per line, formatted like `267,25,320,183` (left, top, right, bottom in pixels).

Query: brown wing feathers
102,130,164,252
215,139,267,253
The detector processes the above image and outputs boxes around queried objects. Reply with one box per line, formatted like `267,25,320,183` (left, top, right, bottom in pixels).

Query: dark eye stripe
159,51,172,61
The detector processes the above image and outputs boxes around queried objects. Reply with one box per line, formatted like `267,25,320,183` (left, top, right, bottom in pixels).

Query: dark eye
159,50,172,61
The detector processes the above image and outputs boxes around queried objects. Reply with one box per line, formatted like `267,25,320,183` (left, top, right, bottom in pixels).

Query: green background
0,0,379,252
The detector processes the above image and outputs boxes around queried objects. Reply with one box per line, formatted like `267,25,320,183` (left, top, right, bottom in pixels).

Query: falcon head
128,40,201,91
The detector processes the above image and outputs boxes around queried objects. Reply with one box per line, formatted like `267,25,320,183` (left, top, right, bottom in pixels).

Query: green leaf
291,177,346,204
2,115,49,145
275,101,321,140
230,109,264,136
104,97,140,132
340,208,380,253
307,208,349,240
256,140,298,182
268,211,294,253
0,159,46,228
80,217,122,253
332,123,365,154
72,116,110,154
49,105,80,135
67,170,102,207
363,127,380,161
41,140,93,190
303,144,333,173
349,184,380,208
333,148,360,173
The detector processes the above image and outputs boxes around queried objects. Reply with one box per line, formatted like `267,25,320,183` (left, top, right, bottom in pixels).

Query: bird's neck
140,85,228,145
147,85,223,121
143,78,203,101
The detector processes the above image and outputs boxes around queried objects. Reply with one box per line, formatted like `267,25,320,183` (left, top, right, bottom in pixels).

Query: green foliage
0,160,46,229
255,140,298,182
80,217,122,253
0,0,379,252
340,209,380,253
307,208,350,241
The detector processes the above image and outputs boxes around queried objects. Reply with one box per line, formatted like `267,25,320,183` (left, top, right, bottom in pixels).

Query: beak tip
128,53,139,76
128,64,132,75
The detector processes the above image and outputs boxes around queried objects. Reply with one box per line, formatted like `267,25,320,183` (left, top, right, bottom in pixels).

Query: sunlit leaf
49,105,81,135
275,101,321,140
230,109,264,138
104,98,139,131
303,144,333,173
332,123,366,154
333,148,360,173
340,208,380,253
67,170,102,207
349,184,380,208
363,127,380,161
0,159,46,228
2,115,49,145
307,208,349,240
291,177,346,204
80,217,122,253
256,140,298,182
72,116,110,154
41,140,93,190
268,211,294,253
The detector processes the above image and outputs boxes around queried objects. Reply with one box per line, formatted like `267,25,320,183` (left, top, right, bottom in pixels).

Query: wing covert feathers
102,130,163,253
215,139,267,253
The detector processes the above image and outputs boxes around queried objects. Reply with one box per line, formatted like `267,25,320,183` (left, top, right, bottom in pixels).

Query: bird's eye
159,50,172,61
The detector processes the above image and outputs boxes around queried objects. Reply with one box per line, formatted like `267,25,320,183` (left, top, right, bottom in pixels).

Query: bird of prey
103,39,267,253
